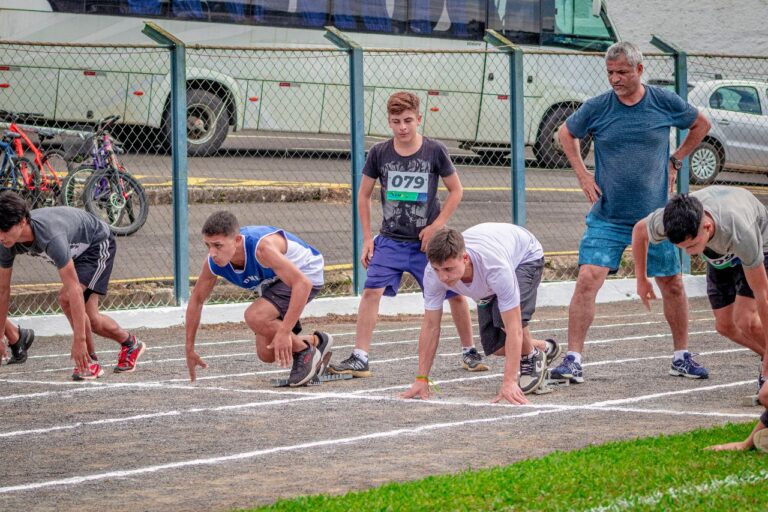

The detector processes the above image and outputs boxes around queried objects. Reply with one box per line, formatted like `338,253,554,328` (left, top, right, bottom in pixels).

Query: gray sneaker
519,348,546,394
461,347,489,372
329,352,371,378
7,327,34,365
288,342,321,387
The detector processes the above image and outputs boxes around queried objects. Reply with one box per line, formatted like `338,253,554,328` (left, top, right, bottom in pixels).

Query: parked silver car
686,79,768,184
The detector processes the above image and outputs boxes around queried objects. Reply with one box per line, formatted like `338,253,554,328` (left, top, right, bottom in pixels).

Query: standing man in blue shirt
551,41,712,383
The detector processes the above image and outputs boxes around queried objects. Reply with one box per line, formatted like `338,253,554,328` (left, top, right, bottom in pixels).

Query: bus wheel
164,89,230,157
533,107,591,169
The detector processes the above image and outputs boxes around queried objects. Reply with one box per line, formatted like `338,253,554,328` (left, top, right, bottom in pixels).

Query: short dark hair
663,194,704,244
202,211,239,237
426,227,465,264
0,191,30,232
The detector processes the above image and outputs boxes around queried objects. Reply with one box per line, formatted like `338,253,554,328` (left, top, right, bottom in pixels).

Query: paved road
12,132,768,286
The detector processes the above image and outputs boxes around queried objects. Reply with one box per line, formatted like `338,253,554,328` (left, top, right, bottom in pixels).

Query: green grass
244,422,768,512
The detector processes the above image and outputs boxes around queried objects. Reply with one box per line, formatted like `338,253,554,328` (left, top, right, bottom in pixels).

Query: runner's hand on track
186,350,208,382
71,340,90,374
492,381,529,405
637,277,657,310
268,332,293,368
400,380,432,400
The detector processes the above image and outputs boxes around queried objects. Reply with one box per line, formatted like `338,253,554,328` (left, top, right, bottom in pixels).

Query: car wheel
689,141,722,185
533,106,591,169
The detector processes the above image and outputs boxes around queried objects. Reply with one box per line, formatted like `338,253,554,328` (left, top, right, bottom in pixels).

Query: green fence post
651,35,690,274
484,29,525,226
325,27,366,295
142,22,190,304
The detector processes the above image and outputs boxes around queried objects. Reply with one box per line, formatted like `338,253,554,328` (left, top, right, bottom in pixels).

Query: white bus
0,0,618,163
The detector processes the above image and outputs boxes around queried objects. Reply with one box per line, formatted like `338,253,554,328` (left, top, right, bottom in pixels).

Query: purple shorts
365,235,455,299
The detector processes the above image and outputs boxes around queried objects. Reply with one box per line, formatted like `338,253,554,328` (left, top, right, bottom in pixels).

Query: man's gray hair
605,41,643,67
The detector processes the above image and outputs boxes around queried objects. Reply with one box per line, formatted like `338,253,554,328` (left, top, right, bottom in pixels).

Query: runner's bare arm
0,267,12,359
185,260,217,381
493,306,529,405
631,220,657,310
401,309,443,399
58,261,89,371
358,175,377,268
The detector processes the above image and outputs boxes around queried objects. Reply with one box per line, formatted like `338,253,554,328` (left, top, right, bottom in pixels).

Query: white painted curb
12,275,707,337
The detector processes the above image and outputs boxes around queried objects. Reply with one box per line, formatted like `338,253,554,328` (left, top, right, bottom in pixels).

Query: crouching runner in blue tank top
184,211,333,387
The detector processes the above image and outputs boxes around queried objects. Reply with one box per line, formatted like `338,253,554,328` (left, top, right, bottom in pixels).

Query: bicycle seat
2,131,21,139
38,129,57,140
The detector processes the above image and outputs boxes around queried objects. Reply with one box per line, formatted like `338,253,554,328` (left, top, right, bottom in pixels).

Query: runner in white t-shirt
400,223,560,404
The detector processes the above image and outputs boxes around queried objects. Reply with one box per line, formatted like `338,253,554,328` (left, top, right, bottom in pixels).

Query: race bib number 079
386,171,428,202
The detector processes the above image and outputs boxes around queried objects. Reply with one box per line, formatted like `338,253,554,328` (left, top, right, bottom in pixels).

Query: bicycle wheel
12,156,43,208
82,169,148,236
58,165,97,208
38,150,68,206
0,157,24,193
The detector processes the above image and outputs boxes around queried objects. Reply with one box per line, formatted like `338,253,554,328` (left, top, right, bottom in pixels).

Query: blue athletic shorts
365,235,455,299
578,213,680,277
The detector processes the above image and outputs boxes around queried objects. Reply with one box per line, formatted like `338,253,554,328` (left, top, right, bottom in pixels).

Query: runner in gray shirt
0,191,146,380
632,186,768,450
632,187,767,416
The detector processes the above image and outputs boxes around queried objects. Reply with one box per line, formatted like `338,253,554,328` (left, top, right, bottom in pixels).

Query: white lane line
0,378,759,494
19,314,716,363
0,343,753,400
0,406,576,494
2,321,720,378
0,382,757,441
587,470,768,512
590,380,755,407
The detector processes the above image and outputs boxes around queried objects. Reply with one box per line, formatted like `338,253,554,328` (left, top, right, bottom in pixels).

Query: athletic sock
674,350,688,361
521,349,537,360
567,351,582,364
462,346,475,354
121,334,134,346
352,348,369,363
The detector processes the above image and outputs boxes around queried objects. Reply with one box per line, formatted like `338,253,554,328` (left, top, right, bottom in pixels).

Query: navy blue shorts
365,235,455,299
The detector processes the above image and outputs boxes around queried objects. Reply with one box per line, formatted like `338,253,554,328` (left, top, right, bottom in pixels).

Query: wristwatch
669,155,683,171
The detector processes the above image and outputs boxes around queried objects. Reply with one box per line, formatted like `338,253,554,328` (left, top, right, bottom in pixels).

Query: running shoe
7,327,34,365
329,352,371,378
550,354,585,383
462,347,489,372
288,342,321,387
114,335,146,373
313,331,334,375
519,348,546,394
72,362,105,381
669,352,709,379
543,338,561,365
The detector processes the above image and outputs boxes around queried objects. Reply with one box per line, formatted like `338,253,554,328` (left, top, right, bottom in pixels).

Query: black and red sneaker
288,342,320,387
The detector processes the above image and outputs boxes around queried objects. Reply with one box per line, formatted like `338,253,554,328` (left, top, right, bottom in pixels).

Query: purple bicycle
60,115,148,236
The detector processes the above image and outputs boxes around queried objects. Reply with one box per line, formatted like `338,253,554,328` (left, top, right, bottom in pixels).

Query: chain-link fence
3,33,768,316
182,46,353,303
0,42,174,315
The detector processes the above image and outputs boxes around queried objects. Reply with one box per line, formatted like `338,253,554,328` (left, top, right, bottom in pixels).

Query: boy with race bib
185,211,332,387
329,91,482,378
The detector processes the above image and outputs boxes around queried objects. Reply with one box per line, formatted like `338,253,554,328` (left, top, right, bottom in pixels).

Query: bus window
208,0,248,21
125,0,162,15
84,0,124,15
487,0,540,44
332,0,357,30
445,0,485,38
361,0,400,33
172,0,205,19
50,0,86,12
555,0,610,39
298,0,329,27
408,0,483,38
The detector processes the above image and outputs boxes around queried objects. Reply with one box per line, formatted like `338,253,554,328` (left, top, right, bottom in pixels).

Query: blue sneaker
669,353,709,379
550,354,584,383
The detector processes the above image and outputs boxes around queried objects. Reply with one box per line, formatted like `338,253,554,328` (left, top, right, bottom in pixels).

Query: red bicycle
5,113,68,207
